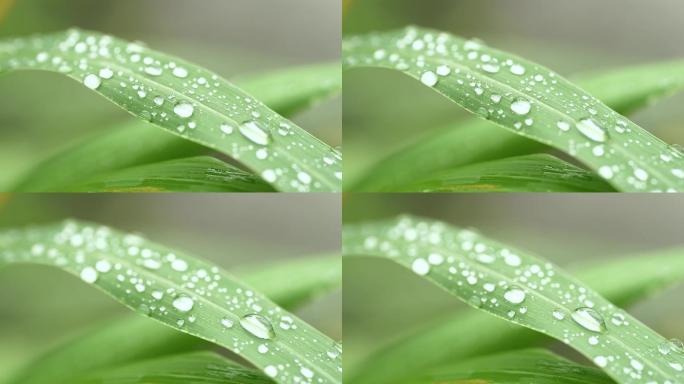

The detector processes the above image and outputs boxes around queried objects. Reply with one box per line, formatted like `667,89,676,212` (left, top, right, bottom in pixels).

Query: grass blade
350,59,684,192
344,215,684,384
397,153,614,192
12,61,341,192
343,27,684,192
418,348,614,384
8,254,340,384
76,351,271,384
1,221,342,384
65,156,274,192
0,29,342,192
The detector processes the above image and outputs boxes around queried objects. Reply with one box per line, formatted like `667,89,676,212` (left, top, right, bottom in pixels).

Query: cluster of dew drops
343,27,684,191
355,216,684,381
2,29,341,192
3,220,341,383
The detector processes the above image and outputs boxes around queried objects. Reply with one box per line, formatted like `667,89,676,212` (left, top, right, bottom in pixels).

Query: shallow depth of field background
344,194,684,369
0,0,341,189
343,0,684,187
0,193,341,381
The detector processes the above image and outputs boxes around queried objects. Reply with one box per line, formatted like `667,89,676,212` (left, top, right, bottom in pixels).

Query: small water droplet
83,74,101,90
436,65,451,76
220,123,234,135
240,314,276,339
571,307,606,333
420,71,438,87
173,102,194,118
552,309,566,320
172,67,188,78
264,365,278,378
301,367,314,379
576,118,607,142
670,338,684,353
510,64,526,76
80,267,98,283
98,68,114,79
172,296,194,312
598,166,614,180
594,356,607,367
144,66,162,76
482,63,500,73
557,121,570,131
221,317,234,328
510,99,531,115
503,288,526,304
411,258,430,275
239,121,271,145
171,259,188,272
297,172,312,185
153,96,164,106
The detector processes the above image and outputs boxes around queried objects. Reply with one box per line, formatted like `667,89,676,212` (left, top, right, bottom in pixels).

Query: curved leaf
0,221,342,384
343,27,684,192
419,349,614,384
0,29,342,192
350,59,684,192
13,61,341,192
398,153,614,192
343,215,684,384
9,254,341,384
67,156,273,192
76,351,271,384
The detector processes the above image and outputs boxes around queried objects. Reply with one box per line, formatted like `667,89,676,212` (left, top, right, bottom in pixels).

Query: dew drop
80,267,98,283
172,67,188,78
301,367,314,379
221,317,234,328
297,172,312,185
510,99,531,115
598,166,614,180
171,259,188,272
411,258,430,275
436,65,451,76
428,253,444,265
98,68,114,79
153,96,164,106
552,309,566,320
173,103,194,118
83,74,101,90
264,365,278,378
239,121,271,145
172,296,194,312
503,288,526,304
594,356,607,367
557,121,570,131
510,64,526,76
571,307,606,333
576,118,607,142
240,314,276,340
482,63,500,73
220,123,234,135
420,71,438,87
144,66,162,76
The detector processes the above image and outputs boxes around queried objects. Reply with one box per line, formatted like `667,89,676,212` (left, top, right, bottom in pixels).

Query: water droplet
576,118,607,142
172,67,188,78
510,64,526,76
557,121,570,131
221,317,234,328
420,71,438,87
490,94,502,103
171,259,188,272
80,267,98,283
264,365,278,378
428,253,444,265
240,314,276,340
630,359,644,371
671,362,683,372
153,96,164,106
589,336,599,345
670,338,684,353
172,296,194,312
98,68,113,79
83,74,101,90
95,260,111,273
411,258,430,275
503,288,526,304
297,172,312,185
598,166,614,180
552,309,566,320
482,63,500,73
594,356,607,367
301,367,314,379
173,103,194,118
571,307,606,333
220,123,234,135
634,168,649,181
144,66,162,76
510,99,531,115
239,121,271,145
436,65,451,76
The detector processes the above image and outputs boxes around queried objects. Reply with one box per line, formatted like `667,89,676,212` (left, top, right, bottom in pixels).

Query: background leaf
1,221,342,384
343,27,684,192
0,29,342,192
343,215,684,384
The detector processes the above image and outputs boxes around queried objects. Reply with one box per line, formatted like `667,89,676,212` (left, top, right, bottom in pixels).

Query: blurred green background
343,0,684,186
0,193,341,382
0,0,341,189
343,194,684,369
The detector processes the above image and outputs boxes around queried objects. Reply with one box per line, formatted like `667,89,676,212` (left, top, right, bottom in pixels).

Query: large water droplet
411,258,430,275
510,64,526,76
420,71,438,87
503,288,526,304
172,296,194,312
173,103,194,118
80,267,98,283
571,307,606,333
172,67,188,78
576,118,607,142
510,99,531,115
239,121,271,145
83,74,101,90
240,314,276,339
482,63,500,73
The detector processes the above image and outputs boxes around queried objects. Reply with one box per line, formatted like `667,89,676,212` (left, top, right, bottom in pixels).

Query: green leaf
0,221,342,384
0,29,342,192
76,351,272,384
13,60,341,192
397,153,614,192
418,348,614,384
65,156,274,192
343,27,684,192
343,215,684,384
8,254,340,384
350,59,684,192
